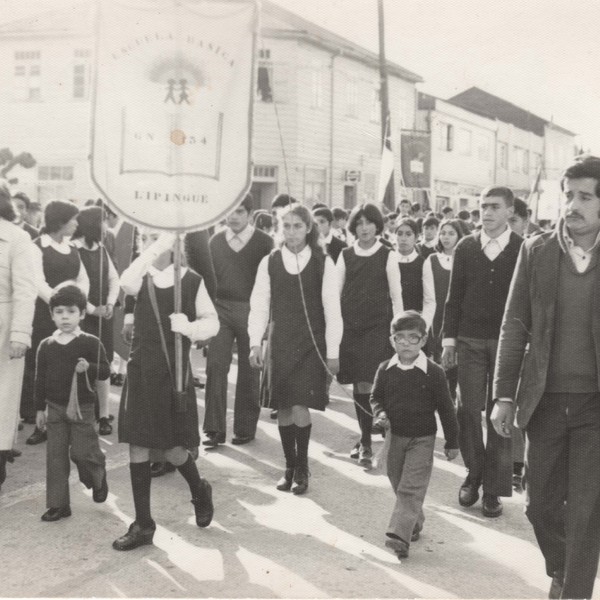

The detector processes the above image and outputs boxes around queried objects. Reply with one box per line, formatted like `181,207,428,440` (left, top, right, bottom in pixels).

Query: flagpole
173,231,185,412
378,0,395,211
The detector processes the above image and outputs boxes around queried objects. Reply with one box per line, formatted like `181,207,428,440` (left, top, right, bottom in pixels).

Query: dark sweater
370,357,458,448
443,231,522,340
210,228,273,302
35,332,110,411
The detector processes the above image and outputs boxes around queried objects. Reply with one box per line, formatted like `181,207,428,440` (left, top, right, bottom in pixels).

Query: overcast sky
1,0,599,156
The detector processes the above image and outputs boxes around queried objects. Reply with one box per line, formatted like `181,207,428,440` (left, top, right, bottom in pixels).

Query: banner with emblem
90,0,258,231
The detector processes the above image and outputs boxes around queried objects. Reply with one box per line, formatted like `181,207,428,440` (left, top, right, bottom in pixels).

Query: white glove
169,312,192,336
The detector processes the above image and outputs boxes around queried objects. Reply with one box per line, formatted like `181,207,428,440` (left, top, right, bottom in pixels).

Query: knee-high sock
354,393,372,446
96,378,111,419
279,425,296,469
177,453,203,497
130,462,153,528
295,424,312,468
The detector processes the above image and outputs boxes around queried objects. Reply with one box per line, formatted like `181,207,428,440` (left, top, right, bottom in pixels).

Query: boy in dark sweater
35,285,110,522
371,311,458,560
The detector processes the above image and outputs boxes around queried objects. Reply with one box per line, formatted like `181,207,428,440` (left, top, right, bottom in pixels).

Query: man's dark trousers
457,337,512,496
204,299,260,439
525,392,600,599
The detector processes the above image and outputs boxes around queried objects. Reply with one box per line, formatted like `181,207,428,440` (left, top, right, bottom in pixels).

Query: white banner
90,0,258,230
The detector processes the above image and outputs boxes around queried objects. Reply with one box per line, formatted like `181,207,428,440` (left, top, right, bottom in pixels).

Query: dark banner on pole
400,131,431,189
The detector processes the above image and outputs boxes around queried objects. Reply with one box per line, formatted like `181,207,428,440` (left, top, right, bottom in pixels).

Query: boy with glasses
371,310,458,559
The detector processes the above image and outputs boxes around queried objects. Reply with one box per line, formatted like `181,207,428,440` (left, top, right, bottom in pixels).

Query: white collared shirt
52,326,82,345
248,244,343,358
397,249,420,264
480,226,511,261
563,222,600,274
386,350,428,373
336,239,404,315
421,252,452,331
225,224,255,252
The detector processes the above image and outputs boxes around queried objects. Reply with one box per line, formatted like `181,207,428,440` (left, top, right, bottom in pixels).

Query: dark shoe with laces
291,466,310,495
112,521,156,551
92,473,109,503
98,417,113,436
26,427,47,445
202,432,225,448
548,570,564,599
358,445,373,468
482,493,503,517
458,476,480,507
276,468,295,491
41,506,72,522
349,442,360,459
232,435,255,445
385,535,409,559
191,479,214,527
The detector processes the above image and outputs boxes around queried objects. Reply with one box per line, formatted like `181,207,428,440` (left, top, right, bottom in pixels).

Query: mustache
566,211,583,218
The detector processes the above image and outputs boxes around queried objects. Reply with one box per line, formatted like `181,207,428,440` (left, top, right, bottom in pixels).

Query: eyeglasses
390,333,424,345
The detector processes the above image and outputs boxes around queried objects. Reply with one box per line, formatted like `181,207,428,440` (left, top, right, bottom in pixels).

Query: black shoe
192,377,205,389
458,476,480,507
276,468,295,491
26,427,47,445
41,506,72,522
150,462,176,478
512,473,523,493
358,445,373,468
269,409,278,420
93,473,109,503
349,442,360,459
202,432,225,448
291,465,310,495
411,525,422,542
385,535,409,559
112,374,124,387
112,521,155,551
10,448,21,459
98,417,113,436
482,493,503,517
548,570,564,599
231,435,254,445
191,479,214,527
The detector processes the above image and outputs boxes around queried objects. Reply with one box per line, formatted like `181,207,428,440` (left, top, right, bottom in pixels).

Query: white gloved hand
169,312,192,336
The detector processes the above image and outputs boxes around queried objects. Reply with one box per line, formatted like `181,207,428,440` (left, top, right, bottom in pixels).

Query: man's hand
9,341,27,359
442,346,457,370
491,400,515,438
374,411,390,431
104,304,114,319
75,358,90,373
327,358,340,376
249,346,263,369
445,448,459,461
36,410,47,431
122,323,134,344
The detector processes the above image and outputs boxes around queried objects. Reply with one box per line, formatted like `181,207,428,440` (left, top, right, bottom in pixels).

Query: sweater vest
545,251,599,393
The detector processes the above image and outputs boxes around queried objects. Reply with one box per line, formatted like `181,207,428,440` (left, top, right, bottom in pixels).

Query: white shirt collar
282,243,311,261
480,226,511,252
352,239,383,257
225,224,254,244
40,233,72,249
52,326,82,343
563,221,600,253
387,350,428,372
398,249,419,263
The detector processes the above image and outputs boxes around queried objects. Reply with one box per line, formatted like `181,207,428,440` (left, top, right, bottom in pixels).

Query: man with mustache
493,156,600,599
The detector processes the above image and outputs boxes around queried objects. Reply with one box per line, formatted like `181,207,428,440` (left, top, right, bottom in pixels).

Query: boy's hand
9,341,27,359
104,304,114,319
374,411,390,430
326,358,339,376
75,358,89,373
445,448,459,461
122,323,134,344
249,346,263,369
36,410,47,431
442,346,457,369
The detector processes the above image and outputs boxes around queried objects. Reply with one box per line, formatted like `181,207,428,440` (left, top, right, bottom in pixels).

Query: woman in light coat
0,182,37,490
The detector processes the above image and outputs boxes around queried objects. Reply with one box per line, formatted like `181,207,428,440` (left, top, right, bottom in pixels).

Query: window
345,78,358,118
256,48,273,102
498,142,508,169
304,167,326,204
73,49,91,99
438,122,453,151
38,165,74,181
13,50,42,101
370,88,381,124
253,165,277,180
311,68,324,109
456,128,472,156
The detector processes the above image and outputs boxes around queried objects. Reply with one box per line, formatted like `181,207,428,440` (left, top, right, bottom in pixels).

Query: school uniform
21,235,90,423
35,328,109,508
323,231,346,263
118,248,219,450
397,249,429,312
371,352,458,546
203,225,273,440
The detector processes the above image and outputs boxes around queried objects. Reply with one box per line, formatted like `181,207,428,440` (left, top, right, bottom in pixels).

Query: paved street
1,359,596,599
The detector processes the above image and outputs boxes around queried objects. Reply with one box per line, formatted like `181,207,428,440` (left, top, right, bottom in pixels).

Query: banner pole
173,232,184,410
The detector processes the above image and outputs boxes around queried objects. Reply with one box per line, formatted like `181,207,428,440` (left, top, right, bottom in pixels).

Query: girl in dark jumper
113,231,219,551
72,206,120,435
249,204,342,495
336,204,403,468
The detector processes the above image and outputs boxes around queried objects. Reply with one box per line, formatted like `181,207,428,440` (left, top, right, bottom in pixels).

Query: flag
377,121,394,205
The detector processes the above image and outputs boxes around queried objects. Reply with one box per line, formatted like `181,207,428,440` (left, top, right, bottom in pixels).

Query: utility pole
378,0,395,211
